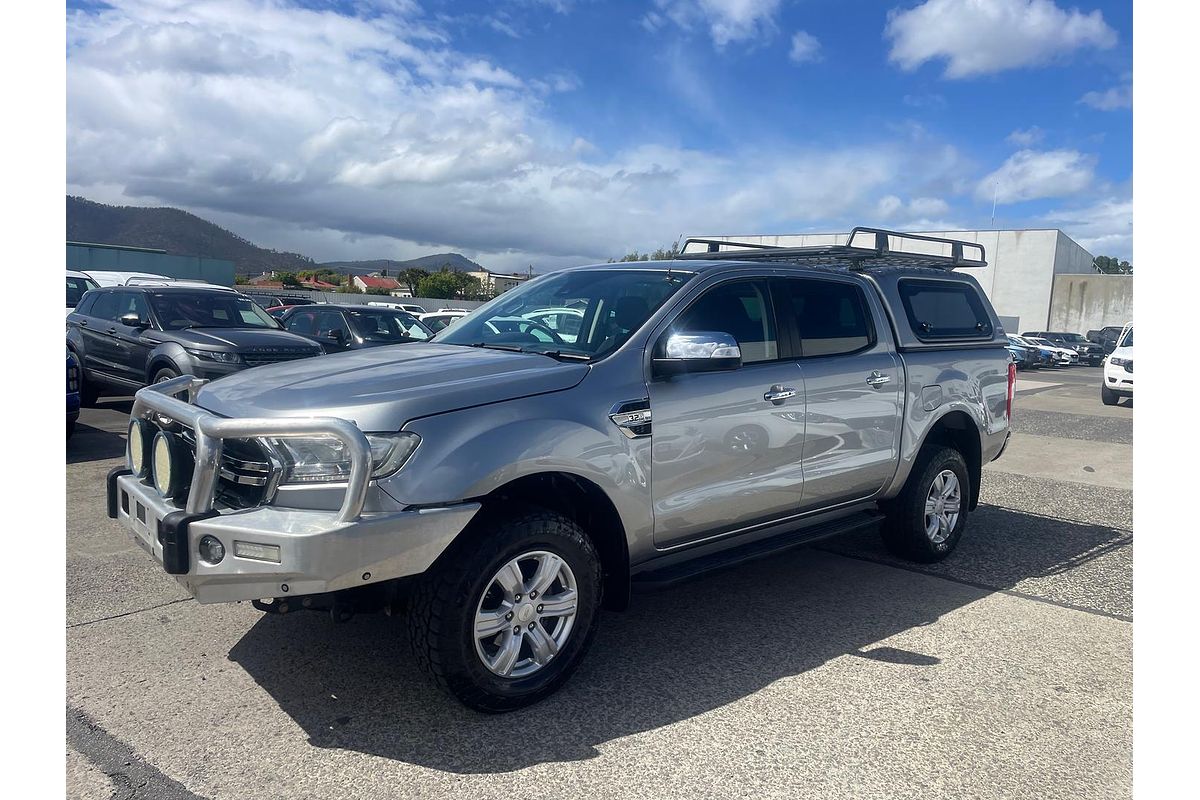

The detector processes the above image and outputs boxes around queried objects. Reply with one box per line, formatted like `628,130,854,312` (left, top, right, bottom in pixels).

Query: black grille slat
241,349,314,368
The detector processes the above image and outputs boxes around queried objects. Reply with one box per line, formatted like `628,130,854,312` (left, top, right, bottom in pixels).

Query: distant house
301,278,338,290
467,269,531,295
353,275,404,293
248,272,283,286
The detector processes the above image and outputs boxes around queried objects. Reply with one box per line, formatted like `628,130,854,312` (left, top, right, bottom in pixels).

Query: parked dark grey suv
67,285,322,404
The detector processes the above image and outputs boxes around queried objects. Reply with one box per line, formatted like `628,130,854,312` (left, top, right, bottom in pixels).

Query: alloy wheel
473,551,578,678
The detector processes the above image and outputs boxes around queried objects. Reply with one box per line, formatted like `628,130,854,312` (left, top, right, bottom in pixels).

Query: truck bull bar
130,375,372,523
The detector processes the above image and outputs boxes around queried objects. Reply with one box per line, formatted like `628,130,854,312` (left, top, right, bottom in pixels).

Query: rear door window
898,279,992,340
774,278,874,357
89,292,120,321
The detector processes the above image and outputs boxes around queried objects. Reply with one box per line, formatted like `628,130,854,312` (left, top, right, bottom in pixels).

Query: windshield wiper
465,342,526,353
536,350,591,362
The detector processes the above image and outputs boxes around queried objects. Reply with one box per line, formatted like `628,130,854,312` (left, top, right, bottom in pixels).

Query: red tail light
1006,361,1016,421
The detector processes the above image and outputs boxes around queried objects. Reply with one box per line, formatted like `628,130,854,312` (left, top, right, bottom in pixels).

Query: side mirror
330,329,348,345
119,312,148,329
653,331,742,377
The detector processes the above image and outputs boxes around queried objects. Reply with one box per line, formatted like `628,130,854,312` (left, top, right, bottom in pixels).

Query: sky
65,0,1133,271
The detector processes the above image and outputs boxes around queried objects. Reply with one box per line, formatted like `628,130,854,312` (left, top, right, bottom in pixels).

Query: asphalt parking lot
66,365,1131,800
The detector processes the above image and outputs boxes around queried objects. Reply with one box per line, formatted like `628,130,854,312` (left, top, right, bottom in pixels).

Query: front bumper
108,376,480,603
110,472,478,603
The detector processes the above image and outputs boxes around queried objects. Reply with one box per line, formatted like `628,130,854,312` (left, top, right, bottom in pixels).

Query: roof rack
677,227,987,271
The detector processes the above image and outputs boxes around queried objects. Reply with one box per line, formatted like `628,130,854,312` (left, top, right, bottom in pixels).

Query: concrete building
467,269,531,295
67,241,236,286
686,229,1102,332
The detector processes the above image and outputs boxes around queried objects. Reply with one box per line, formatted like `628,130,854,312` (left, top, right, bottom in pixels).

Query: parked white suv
1101,323,1132,405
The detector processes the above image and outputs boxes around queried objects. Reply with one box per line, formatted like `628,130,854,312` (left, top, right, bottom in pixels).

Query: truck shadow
227,505,1129,774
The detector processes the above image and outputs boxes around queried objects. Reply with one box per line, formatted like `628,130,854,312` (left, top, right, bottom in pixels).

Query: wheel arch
915,410,983,511
476,471,631,611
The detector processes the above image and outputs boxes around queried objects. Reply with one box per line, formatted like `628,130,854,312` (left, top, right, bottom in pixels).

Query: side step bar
631,509,883,591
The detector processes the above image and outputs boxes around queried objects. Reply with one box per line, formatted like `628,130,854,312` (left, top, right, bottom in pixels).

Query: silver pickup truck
107,228,1013,712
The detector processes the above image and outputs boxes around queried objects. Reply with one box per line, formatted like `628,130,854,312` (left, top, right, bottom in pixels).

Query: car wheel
152,367,180,384
1101,383,1119,406
67,419,76,439
880,446,969,563
407,507,603,712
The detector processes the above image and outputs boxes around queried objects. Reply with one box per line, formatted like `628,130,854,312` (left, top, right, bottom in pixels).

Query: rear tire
406,507,603,712
880,447,969,563
1101,383,1119,406
73,355,100,407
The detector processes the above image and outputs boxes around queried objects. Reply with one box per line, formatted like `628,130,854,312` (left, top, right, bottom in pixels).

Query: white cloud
66,0,980,268
1042,195,1132,259
1006,126,1044,147
874,195,954,229
1080,73,1132,110
788,31,822,63
645,0,781,48
976,149,1095,204
885,0,1117,79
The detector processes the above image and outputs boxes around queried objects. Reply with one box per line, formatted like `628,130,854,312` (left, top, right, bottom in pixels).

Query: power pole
991,181,999,228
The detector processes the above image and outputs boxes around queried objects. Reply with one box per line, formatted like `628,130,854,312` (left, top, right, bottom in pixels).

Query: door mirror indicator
653,332,742,376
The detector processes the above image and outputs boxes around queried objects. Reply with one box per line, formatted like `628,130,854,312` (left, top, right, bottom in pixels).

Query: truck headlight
1109,357,1131,367
265,432,420,485
185,348,242,364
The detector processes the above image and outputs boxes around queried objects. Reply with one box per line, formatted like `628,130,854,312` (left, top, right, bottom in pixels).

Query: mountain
322,253,487,275
67,196,320,274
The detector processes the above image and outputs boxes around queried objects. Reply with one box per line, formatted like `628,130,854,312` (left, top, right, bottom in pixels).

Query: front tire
406,508,603,712
880,447,969,563
1101,383,1119,406
152,366,180,384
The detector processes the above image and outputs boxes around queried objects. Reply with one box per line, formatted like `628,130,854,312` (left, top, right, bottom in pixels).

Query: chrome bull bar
131,375,372,523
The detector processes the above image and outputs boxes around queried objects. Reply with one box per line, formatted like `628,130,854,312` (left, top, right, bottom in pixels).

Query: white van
66,270,99,315
84,270,174,287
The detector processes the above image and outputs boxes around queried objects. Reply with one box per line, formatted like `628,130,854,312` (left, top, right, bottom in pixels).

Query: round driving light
151,431,193,500
128,419,154,478
198,535,225,565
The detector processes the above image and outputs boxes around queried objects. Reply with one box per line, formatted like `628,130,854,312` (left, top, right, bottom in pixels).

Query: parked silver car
107,228,1012,711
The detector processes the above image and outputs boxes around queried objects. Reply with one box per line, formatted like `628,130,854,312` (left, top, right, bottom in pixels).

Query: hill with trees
67,196,318,273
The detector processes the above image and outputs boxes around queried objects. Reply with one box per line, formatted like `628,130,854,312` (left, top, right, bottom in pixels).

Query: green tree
234,274,249,285
609,241,680,263
400,268,430,295
417,269,465,299
1093,255,1132,274
336,282,363,294
278,272,302,287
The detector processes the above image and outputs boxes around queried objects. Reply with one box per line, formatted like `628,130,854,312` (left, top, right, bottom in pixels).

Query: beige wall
1048,274,1133,333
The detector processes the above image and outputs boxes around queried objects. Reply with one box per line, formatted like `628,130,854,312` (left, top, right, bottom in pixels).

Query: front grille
179,431,276,509
241,348,316,368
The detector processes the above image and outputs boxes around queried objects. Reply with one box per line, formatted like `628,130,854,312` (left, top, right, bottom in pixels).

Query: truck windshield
1058,333,1089,343
436,269,693,359
1118,326,1133,347
149,292,280,330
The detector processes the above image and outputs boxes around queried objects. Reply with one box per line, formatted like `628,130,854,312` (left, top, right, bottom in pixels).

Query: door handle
106,327,117,334
78,320,88,327
764,386,797,405
866,370,891,388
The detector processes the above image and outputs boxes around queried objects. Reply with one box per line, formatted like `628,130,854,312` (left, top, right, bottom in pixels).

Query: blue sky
66,0,1132,269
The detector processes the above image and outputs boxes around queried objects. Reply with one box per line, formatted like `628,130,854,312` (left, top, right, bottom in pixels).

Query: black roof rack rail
678,227,987,271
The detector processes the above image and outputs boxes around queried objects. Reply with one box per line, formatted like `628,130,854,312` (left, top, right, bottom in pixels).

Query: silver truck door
772,276,902,511
648,278,806,548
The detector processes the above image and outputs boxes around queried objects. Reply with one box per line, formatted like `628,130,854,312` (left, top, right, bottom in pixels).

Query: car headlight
1109,357,1131,367
265,432,420,485
185,348,242,364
